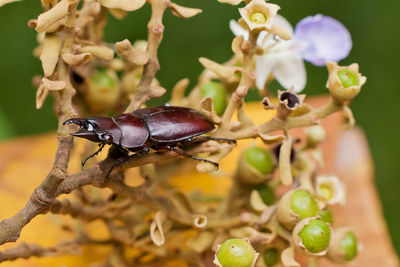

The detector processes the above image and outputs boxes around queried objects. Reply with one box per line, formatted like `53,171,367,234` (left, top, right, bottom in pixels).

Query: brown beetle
64,106,235,169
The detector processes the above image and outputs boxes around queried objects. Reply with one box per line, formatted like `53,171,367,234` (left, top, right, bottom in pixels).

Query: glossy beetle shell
65,106,215,151
133,106,214,145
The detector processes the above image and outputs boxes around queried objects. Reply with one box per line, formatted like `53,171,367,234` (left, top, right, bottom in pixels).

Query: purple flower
294,14,352,66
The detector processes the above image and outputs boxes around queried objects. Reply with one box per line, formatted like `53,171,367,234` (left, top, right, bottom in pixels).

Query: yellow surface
0,102,276,266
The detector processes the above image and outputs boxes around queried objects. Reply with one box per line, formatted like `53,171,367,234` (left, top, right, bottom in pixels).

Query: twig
124,0,170,113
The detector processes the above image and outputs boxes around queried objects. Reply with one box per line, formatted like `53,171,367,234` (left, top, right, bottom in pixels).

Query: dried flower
327,228,359,262
315,175,346,205
238,0,280,32
326,61,367,102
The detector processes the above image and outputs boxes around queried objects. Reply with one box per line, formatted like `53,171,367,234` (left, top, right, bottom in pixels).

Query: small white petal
229,20,249,40
273,52,306,92
273,14,294,35
255,54,279,90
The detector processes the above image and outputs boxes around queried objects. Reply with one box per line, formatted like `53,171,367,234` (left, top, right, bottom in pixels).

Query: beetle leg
107,147,150,177
81,143,106,169
181,136,236,146
164,146,219,170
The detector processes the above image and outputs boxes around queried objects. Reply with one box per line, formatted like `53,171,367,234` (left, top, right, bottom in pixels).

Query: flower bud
326,62,366,102
236,146,275,185
86,69,121,113
214,238,258,267
200,81,228,116
305,125,326,148
292,218,331,256
327,228,358,262
277,189,320,230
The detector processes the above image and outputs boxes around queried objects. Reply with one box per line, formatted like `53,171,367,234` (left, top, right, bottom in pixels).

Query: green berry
318,209,333,224
200,81,227,116
91,70,117,88
298,219,331,253
217,239,255,267
337,69,359,88
290,190,319,219
245,147,275,175
250,12,266,24
263,248,278,266
340,231,357,260
256,184,274,205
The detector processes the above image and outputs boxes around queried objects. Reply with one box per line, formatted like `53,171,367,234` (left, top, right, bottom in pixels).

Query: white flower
315,175,346,205
230,15,306,92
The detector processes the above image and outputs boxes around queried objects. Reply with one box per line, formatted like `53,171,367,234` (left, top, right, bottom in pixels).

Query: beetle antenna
81,143,106,169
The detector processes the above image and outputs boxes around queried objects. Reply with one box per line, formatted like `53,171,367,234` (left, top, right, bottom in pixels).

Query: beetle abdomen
134,106,214,143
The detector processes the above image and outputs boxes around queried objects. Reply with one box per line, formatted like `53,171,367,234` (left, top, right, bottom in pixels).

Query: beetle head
63,117,114,144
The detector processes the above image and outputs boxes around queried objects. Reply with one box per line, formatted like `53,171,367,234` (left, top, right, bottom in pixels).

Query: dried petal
257,131,285,145
35,0,71,32
218,0,243,5
169,3,202,18
279,134,293,185
116,39,149,66
99,0,145,12
150,211,166,247
170,78,189,106
42,78,66,91
193,215,207,229
61,52,91,66
79,45,114,61
281,247,300,267
199,57,241,80
0,0,21,7
40,34,62,77
200,97,222,124
250,189,269,212
232,35,244,55
36,78,66,109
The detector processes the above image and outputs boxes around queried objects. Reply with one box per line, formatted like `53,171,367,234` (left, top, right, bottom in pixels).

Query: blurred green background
0,0,399,255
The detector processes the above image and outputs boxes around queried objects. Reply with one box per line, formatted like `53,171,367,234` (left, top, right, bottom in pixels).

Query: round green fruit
318,209,333,224
290,190,319,220
200,81,227,116
245,146,275,175
256,184,275,205
341,231,358,260
337,69,359,88
217,239,255,267
298,219,331,253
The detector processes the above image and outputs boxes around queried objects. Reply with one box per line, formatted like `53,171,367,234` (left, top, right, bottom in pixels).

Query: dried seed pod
237,146,275,186
327,228,359,262
326,61,366,102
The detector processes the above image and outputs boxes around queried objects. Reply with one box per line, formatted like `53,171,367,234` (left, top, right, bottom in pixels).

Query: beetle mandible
64,106,235,170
